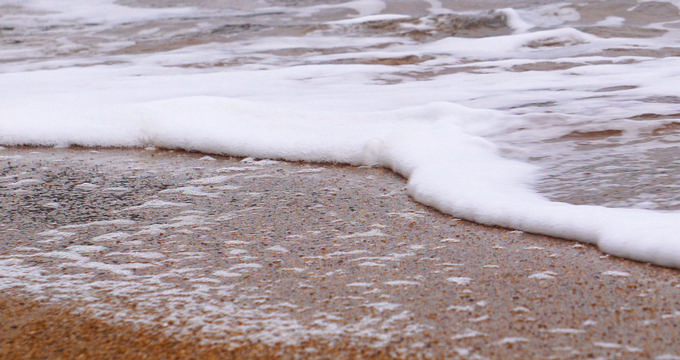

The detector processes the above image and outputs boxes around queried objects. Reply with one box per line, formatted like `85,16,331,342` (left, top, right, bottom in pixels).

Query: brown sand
0,296,400,360
2,147,680,360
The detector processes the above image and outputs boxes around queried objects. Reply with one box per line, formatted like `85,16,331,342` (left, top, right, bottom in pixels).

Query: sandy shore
2,147,680,359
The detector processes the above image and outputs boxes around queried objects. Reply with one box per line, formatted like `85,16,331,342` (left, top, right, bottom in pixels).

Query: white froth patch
75,182,99,190
38,230,75,238
159,186,217,197
240,158,279,166
337,229,386,239
224,240,250,246
67,245,107,253
64,261,151,276
498,8,533,33
468,315,489,323
166,215,207,227
439,263,464,268
358,262,385,267
548,328,585,334
42,251,88,262
228,249,249,256
528,271,557,280
0,259,24,266
384,280,420,286
451,329,485,340
13,246,41,252
446,277,472,285
40,201,61,209
657,354,680,360
365,302,401,312
0,154,21,159
107,251,166,260
266,245,290,253
125,200,190,210
496,337,529,345
215,185,241,191
13,0,196,26
329,14,411,25
189,175,234,185
601,270,631,277
213,270,242,277
103,186,130,192
218,166,258,172
5,179,42,187
583,319,597,326
388,252,415,260
62,219,136,229
327,250,369,257
448,305,474,312
597,16,625,27
295,167,324,174
228,263,263,271
91,232,131,242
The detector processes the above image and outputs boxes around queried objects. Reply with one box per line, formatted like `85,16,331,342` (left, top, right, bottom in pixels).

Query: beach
4,1,680,358
2,147,680,359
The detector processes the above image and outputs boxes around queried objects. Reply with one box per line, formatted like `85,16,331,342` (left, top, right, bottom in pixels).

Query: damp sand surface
2,147,680,360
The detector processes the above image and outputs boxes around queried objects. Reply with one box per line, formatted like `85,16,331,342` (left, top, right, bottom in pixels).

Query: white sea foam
529,271,557,280
366,302,401,312
6,0,197,26
330,13,411,25
447,277,472,286
496,337,529,345
601,270,631,277
384,280,420,286
266,245,290,253
2,0,680,270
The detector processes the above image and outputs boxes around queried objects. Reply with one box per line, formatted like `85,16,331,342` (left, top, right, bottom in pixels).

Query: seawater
2,0,680,266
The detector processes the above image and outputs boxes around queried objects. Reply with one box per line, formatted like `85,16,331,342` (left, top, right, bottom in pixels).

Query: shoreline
0,294,400,360
2,146,680,359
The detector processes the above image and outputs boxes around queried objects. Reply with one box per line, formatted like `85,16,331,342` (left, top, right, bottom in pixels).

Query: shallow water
3,1,680,267
4,148,680,359
3,0,679,209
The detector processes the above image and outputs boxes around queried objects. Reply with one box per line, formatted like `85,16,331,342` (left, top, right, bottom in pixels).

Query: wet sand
2,147,680,359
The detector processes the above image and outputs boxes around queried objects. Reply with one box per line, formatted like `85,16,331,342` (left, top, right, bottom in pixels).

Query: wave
3,93,680,268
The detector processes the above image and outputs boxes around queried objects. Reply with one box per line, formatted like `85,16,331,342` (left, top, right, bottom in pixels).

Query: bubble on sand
528,271,557,280
213,270,242,277
365,302,401,312
125,200,190,210
496,337,529,345
74,182,99,190
358,261,386,267
548,328,585,334
266,245,290,253
337,229,386,239
451,329,485,340
601,270,631,277
384,280,420,286
446,277,472,285
91,232,131,242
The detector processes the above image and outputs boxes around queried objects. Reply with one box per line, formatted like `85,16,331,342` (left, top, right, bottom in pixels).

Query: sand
2,147,680,360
